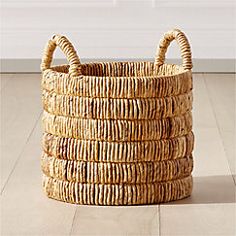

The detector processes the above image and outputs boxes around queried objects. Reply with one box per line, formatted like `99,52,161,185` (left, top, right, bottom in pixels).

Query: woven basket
41,29,194,205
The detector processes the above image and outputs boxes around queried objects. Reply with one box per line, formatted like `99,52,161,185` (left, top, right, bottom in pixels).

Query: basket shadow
164,175,236,205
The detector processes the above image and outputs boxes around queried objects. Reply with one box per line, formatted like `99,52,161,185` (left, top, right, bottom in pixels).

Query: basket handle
154,29,192,70
41,34,81,77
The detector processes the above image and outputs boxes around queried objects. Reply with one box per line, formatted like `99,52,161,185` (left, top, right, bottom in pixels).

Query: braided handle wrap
41,34,81,77
155,29,192,70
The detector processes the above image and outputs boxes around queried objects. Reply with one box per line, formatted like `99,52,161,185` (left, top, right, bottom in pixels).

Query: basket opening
52,62,186,77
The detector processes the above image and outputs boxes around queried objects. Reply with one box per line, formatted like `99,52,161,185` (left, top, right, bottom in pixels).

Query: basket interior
51,62,186,77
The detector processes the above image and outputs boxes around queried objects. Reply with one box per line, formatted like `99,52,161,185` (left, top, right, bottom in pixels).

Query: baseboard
0,59,235,73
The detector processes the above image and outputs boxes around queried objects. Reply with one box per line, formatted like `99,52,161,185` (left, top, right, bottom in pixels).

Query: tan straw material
42,132,194,162
41,152,193,184
43,174,193,205
42,110,192,141
41,28,194,205
42,90,193,120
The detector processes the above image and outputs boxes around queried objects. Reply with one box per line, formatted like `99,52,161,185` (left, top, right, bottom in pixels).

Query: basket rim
44,62,192,79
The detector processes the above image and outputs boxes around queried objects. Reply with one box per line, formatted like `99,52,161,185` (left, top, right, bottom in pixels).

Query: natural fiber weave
42,111,192,141
42,174,193,205
41,152,193,184
42,132,194,162
42,65,192,98
41,29,194,205
42,90,193,120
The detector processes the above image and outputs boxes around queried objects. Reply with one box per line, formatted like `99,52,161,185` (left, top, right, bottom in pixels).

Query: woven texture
41,28,194,205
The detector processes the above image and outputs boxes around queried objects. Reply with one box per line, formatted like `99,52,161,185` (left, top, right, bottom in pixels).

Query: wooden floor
1,73,235,236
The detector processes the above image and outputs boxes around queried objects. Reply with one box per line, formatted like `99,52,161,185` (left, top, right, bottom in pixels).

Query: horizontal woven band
42,174,193,205
42,66,192,98
41,153,193,184
42,89,192,120
42,132,194,162
42,111,192,141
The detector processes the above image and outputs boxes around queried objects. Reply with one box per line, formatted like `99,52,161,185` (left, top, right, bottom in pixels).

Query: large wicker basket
41,29,194,205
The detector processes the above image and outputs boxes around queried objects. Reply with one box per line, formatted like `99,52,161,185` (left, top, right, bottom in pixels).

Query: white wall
1,0,235,61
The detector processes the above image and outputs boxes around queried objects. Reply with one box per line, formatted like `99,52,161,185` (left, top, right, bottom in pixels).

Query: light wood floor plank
70,205,160,236
1,119,77,236
1,74,42,192
160,74,235,236
160,203,235,236
192,74,232,177
204,74,235,181
0,74,13,92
